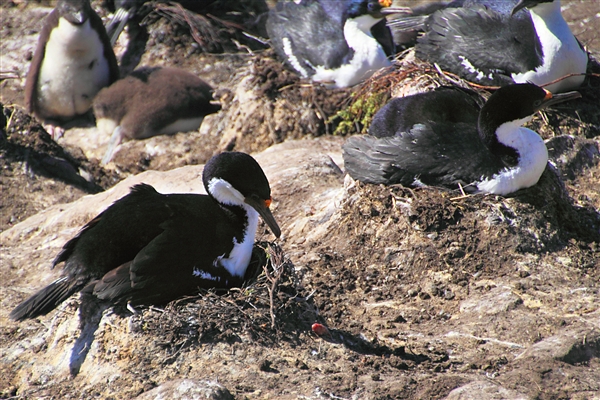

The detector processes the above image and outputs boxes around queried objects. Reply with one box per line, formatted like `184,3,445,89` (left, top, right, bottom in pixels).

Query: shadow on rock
314,324,429,364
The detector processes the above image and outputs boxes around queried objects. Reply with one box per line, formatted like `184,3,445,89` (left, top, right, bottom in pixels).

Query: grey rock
459,287,523,315
445,380,528,400
134,379,233,400
516,323,600,364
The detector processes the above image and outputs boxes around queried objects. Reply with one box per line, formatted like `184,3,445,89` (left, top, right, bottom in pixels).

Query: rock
546,135,600,180
445,380,528,400
134,379,233,400
515,323,600,364
459,287,523,315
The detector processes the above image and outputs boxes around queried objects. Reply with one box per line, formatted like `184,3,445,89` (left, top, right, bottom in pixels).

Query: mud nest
1,103,119,192
140,0,269,54
128,243,319,353
333,51,600,138
214,50,353,153
332,170,599,289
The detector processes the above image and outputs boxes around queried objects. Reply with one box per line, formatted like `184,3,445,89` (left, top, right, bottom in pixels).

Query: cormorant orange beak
535,89,581,113
245,195,281,238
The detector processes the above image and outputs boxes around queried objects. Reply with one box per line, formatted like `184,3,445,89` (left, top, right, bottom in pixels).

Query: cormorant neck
529,0,562,21
476,117,548,195
478,110,520,167
206,177,245,207
346,14,382,35
217,204,259,278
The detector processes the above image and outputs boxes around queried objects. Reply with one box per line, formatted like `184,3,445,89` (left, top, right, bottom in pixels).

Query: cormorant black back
9,152,280,320
343,83,581,195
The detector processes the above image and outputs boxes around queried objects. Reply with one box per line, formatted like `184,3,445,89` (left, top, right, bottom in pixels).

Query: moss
330,89,391,136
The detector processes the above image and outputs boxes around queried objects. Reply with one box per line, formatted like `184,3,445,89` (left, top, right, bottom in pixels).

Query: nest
128,243,319,352
141,0,269,54
330,51,455,135
1,104,118,191
213,50,353,153
332,50,600,137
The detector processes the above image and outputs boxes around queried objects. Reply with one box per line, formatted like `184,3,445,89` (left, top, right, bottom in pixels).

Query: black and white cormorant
266,0,410,88
387,0,588,93
93,66,221,164
342,83,581,195
24,0,119,138
10,152,281,321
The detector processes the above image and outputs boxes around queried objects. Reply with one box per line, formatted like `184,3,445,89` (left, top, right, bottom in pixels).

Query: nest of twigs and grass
128,242,318,352
140,0,269,54
213,50,353,153
331,50,600,138
329,52,456,136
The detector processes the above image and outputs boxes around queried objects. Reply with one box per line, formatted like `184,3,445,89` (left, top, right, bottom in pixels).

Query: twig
541,72,597,88
232,39,254,55
206,13,245,31
458,182,466,197
263,244,286,329
540,110,550,126
6,107,16,132
450,194,472,201
434,63,463,86
0,71,20,81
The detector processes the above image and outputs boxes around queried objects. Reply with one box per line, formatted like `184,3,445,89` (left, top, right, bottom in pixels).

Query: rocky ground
1,1,599,399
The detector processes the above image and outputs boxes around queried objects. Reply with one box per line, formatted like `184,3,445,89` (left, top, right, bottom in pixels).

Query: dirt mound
0,104,122,232
1,1,599,399
213,50,353,154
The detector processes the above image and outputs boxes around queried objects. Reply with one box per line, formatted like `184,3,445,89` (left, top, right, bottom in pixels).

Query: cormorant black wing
416,5,542,86
267,0,353,76
343,122,506,191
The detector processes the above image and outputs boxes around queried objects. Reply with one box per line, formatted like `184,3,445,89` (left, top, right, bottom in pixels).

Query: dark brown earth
1,1,599,399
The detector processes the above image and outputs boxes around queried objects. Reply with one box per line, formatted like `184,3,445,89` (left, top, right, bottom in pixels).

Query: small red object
312,323,329,336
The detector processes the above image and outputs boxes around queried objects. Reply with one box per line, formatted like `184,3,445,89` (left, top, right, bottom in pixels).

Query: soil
1,1,599,399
